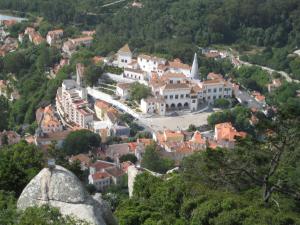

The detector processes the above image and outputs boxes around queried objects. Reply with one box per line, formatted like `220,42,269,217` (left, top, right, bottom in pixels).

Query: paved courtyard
140,111,212,132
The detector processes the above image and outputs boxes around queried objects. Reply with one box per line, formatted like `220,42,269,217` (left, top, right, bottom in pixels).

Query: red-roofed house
214,122,247,148
69,153,91,170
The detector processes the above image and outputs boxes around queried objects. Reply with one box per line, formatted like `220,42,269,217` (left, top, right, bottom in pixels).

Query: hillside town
0,1,300,224
0,17,268,192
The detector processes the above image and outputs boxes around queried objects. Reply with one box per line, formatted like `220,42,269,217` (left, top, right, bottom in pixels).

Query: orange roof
207,73,224,80
168,58,191,70
121,161,134,172
3,20,17,27
164,130,184,142
118,44,131,54
255,94,265,102
90,160,115,171
70,154,91,165
32,33,44,45
203,78,225,85
128,142,138,152
162,83,190,90
208,141,218,149
92,171,111,180
47,29,63,36
71,36,93,43
215,122,247,142
137,138,152,146
190,131,206,144
161,72,186,80
95,100,111,110
93,56,104,64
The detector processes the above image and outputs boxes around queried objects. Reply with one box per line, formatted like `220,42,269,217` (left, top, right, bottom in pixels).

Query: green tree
129,82,151,103
84,64,103,87
63,130,101,155
0,96,9,131
19,205,90,225
141,144,174,173
213,98,230,109
183,116,300,203
119,154,137,164
0,141,44,196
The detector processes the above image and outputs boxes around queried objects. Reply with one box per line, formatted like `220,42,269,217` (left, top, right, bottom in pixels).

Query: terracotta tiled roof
207,73,224,80
168,58,191,70
161,72,186,80
93,56,104,64
138,54,166,62
90,160,115,171
95,100,111,110
92,171,111,181
215,122,247,142
106,167,125,177
203,78,225,85
190,131,206,144
118,44,131,54
128,142,138,152
121,161,134,172
162,83,190,90
70,154,91,166
137,138,152,146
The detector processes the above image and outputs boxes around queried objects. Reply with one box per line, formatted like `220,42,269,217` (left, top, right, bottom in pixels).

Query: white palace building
115,44,233,116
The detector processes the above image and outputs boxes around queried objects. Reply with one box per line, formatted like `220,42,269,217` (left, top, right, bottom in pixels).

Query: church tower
191,53,199,80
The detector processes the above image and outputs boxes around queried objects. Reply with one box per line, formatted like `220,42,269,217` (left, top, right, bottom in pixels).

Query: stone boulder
17,165,118,225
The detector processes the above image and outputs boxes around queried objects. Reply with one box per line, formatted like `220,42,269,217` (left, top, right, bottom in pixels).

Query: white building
167,58,191,77
140,97,166,115
137,54,167,74
56,80,94,128
46,29,63,46
116,83,131,99
123,68,147,83
117,44,133,68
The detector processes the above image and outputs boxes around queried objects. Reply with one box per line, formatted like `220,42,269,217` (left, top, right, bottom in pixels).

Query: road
101,0,127,8
237,57,299,83
234,88,264,110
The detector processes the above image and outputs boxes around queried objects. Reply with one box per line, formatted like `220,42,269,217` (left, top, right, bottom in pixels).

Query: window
180,94,184,98
192,100,196,103
164,95,168,99
175,95,178,99
170,95,174,99
208,89,211,93
161,104,164,106
177,80,180,84
213,96,216,100
219,88,222,91
186,94,190,98
170,80,173,84
125,60,127,63
121,59,124,62
207,96,211,100
213,88,217,93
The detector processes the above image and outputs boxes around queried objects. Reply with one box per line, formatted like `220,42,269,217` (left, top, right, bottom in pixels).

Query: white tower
191,53,199,80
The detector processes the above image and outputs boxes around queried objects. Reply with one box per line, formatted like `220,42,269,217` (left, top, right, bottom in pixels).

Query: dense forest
1,0,300,57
